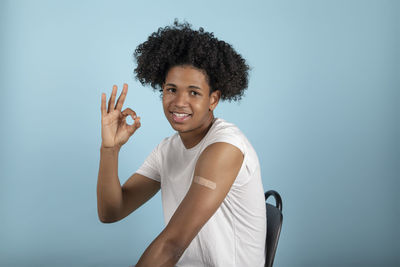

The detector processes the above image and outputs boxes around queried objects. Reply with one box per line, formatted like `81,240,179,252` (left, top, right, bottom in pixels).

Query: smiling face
162,64,221,135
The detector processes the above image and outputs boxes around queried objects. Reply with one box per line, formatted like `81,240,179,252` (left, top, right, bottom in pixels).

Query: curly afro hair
133,18,251,102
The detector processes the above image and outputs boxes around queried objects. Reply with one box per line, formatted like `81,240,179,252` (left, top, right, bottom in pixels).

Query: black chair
264,190,283,267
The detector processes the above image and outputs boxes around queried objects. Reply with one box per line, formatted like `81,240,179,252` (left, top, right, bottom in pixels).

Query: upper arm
117,173,161,222
160,142,244,251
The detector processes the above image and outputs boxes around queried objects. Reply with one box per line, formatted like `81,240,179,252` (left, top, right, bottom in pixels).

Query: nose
173,91,189,107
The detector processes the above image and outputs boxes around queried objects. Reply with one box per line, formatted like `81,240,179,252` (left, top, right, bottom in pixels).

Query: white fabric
136,117,266,267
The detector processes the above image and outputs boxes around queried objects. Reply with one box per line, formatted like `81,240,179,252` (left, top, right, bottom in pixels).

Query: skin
99,64,244,267
134,65,244,267
161,64,221,149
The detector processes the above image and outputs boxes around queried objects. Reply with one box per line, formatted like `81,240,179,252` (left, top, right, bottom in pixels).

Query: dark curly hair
133,18,251,102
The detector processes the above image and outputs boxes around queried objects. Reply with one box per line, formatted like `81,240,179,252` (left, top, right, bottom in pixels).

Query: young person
97,19,266,267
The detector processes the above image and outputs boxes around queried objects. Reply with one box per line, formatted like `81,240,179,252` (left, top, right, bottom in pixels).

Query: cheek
162,100,169,113
162,94,173,103
192,101,208,113
162,96,170,106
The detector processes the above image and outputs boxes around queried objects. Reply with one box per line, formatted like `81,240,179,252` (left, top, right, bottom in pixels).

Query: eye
190,91,199,96
166,88,176,93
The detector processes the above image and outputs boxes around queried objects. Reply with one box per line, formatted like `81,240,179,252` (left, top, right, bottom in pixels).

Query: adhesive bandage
193,176,216,190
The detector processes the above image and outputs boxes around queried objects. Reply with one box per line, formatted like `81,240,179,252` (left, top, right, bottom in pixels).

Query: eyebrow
165,83,202,90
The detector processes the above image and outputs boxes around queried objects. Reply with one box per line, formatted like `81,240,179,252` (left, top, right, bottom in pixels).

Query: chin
169,122,190,133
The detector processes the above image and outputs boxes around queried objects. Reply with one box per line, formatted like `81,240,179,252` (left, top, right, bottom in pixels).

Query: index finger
101,92,106,117
115,83,128,111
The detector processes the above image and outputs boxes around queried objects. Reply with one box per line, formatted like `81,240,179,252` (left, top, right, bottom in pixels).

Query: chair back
264,190,283,267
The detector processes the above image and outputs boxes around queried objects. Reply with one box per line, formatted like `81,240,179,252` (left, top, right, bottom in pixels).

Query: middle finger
107,85,117,113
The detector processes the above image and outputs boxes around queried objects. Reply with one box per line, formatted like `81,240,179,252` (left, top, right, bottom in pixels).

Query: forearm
97,145,123,222
135,234,184,267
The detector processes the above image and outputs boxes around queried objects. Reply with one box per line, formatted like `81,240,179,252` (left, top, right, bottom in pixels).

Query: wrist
100,144,121,152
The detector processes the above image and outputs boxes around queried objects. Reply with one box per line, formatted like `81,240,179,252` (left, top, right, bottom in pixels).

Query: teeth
173,112,190,117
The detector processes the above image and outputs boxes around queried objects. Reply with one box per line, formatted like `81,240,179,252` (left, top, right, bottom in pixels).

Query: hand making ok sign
100,83,141,149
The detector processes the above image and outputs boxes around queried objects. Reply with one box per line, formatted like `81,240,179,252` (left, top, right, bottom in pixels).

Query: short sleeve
204,136,245,156
136,144,161,182
202,129,258,187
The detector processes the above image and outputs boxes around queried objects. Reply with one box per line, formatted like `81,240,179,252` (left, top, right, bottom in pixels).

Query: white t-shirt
136,117,266,267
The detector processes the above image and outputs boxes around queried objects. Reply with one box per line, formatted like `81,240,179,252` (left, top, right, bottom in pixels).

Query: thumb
128,116,141,134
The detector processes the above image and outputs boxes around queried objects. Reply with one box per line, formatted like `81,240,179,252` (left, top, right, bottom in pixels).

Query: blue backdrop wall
1,0,398,266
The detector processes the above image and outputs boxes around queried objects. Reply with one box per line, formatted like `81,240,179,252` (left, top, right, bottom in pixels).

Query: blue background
1,0,398,266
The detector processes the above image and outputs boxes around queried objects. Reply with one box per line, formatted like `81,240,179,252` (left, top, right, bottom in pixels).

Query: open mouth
170,112,192,123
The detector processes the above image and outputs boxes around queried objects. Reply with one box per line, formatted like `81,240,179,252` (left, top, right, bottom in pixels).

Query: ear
209,90,221,111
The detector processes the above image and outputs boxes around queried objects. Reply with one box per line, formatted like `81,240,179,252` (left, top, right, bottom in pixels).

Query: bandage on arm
193,175,216,190
155,142,244,264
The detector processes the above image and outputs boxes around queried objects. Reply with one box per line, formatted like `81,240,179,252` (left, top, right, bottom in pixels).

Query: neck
179,113,216,149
